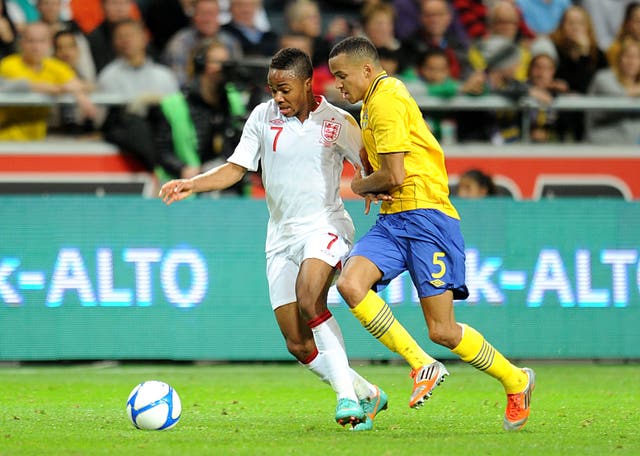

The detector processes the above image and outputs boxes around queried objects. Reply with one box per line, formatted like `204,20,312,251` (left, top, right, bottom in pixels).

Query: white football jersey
228,96,363,254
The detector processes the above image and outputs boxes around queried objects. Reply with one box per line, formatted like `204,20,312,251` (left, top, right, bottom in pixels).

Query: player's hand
159,179,195,205
363,192,393,215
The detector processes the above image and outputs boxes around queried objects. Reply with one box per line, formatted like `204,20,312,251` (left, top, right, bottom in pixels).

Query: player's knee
428,326,458,349
335,275,361,304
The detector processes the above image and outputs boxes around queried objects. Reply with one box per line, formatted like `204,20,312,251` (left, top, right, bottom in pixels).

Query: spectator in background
217,0,270,32
70,0,140,35
588,37,640,145
581,0,636,52
468,1,531,81
456,168,496,198
52,28,97,134
526,52,568,143
98,19,180,171
279,32,335,99
550,5,608,141
220,0,279,58
53,28,94,85
463,35,558,144
480,36,530,143
405,48,484,142
515,0,570,36
142,0,192,56
452,0,534,43
0,21,96,140
411,48,485,97
153,38,247,190
37,0,96,84
87,0,137,73
607,2,640,67
164,0,242,88
403,0,472,80
361,2,409,75
283,0,333,66
0,0,17,59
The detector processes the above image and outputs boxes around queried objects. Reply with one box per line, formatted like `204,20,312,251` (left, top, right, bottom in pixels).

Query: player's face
328,53,370,104
268,68,312,120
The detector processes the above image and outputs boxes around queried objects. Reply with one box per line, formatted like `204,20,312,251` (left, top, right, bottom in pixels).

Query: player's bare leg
420,291,534,430
297,258,364,427
273,302,317,363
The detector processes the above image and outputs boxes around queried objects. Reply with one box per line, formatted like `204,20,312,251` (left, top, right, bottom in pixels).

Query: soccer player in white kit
159,48,387,430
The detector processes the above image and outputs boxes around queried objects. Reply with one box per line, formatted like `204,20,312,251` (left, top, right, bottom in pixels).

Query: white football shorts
266,230,351,309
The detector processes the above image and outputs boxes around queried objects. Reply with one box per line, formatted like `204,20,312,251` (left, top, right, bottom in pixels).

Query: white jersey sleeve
227,103,267,172
334,110,363,169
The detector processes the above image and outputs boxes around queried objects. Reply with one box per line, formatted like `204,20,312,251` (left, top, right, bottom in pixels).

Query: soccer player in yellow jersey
328,36,535,431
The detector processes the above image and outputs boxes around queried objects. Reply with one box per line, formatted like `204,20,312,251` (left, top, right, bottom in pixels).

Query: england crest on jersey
321,120,341,143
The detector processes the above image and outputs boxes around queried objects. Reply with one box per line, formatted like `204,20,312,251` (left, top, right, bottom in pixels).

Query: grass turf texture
1,362,638,455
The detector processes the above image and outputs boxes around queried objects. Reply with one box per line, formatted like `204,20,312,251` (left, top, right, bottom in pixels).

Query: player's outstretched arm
159,162,247,205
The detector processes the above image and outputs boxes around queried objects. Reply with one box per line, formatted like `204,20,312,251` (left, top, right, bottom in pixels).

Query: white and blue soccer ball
126,380,182,430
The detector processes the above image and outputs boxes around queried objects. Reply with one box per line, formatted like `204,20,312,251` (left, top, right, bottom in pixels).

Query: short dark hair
419,48,448,66
461,169,497,195
328,36,379,63
53,29,76,50
270,47,313,79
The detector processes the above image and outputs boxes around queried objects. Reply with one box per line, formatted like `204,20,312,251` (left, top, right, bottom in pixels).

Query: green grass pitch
1,362,638,455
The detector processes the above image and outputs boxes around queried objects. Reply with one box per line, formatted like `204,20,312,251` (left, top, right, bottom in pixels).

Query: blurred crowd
0,0,638,184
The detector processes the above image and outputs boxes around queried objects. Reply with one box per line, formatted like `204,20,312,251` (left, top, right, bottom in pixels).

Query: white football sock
305,349,376,400
310,317,358,401
324,316,376,399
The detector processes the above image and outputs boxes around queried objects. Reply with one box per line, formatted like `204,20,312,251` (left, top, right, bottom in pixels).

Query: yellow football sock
451,324,527,394
350,290,435,370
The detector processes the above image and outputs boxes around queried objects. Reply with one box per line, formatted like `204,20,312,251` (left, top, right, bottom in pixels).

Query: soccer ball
126,380,182,430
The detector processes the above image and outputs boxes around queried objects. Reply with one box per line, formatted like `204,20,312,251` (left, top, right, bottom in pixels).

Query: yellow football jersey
0,55,75,140
360,72,459,219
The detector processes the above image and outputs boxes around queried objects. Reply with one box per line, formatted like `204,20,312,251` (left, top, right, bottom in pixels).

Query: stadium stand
0,91,638,199
0,0,638,200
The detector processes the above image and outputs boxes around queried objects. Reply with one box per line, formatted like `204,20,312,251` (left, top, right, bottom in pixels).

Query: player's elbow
388,169,405,187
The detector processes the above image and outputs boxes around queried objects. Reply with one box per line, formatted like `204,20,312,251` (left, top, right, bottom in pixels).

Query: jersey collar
363,71,388,105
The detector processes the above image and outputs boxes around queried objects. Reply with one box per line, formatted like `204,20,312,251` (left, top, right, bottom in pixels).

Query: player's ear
363,63,373,78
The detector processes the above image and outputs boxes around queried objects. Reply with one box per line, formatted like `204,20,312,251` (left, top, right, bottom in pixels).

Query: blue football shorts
348,209,469,300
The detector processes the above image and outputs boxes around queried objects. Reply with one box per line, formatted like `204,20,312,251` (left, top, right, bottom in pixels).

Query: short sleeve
337,112,363,167
227,104,264,172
